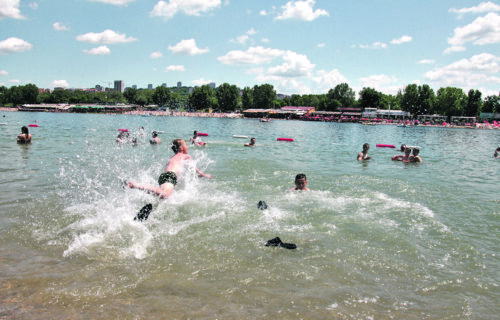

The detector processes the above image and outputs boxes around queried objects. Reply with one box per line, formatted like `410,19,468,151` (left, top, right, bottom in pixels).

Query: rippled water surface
0,112,499,319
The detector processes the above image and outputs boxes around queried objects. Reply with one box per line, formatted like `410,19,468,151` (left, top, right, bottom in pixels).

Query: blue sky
1,0,499,96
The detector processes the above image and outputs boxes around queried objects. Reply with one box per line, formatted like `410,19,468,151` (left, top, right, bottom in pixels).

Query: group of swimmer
125,132,309,200
357,143,423,163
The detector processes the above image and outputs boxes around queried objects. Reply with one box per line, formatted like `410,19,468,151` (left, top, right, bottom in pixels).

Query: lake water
0,111,498,319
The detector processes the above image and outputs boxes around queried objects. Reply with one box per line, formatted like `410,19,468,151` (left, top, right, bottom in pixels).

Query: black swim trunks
158,171,177,186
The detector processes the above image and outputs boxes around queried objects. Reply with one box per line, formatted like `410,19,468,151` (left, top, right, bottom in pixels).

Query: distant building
162,83,167,87
209,82,216,89
132,85,137,89
114,80,125,93
95,85,103,92
177,81,182,88
148,84,153,90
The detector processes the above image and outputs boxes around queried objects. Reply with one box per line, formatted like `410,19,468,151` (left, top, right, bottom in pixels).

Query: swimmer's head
152,131,158,138
362,143,369,151
295,173,307,190
172,139,187,153
193,130,198,136
412,148,420,156
21,126,29,135
405,147,412,155
400,144,406,152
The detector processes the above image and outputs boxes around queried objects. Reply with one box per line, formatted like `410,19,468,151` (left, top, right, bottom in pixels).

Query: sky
1,0,500,97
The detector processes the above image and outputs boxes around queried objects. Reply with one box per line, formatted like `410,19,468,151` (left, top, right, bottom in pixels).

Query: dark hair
172,139,184,153
152,131,158,138
363,143,369,150
21,126,29,135
295,173,307,181
193,130,198,135
400,144,406,152
497,147,500,151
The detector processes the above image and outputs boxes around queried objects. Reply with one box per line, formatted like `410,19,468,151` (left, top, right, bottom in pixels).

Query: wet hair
193,130,198,135
21,126,29,135
497,147,500,152
412,148,420,155
400,144,406,152
172,139,184,153
152,131,158,138
295,173,307,182
363,143,369,150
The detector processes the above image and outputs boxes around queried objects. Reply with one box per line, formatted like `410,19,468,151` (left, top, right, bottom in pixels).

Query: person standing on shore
17,126,31,144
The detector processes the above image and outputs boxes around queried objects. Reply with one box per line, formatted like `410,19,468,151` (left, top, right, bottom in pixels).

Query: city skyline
1,1,499,97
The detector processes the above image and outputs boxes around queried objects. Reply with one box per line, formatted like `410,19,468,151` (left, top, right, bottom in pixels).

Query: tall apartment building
114,80,125,93
177,81,182,88
162,83,167,87
209,82,216,89
148,84,153,90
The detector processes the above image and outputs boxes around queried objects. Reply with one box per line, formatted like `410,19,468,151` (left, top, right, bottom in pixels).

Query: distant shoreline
1,107,498,130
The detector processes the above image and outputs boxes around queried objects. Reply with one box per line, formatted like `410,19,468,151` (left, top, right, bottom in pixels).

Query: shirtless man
410,148,423,163
290,173,310,191
392,146,412,161
244,137,256,147
126,139,211,199
149,131,161,144
357,143,372,161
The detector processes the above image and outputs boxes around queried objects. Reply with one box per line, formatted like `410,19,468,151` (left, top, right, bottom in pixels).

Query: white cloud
390,35,412,45
150,0,221,19
83,46,111,55
317,43,325,48
267,51,315,77
150,51,162,59
259,10,268,16
418,59,436,64
53,22,70,31
0,70,8,76
164,65,185,72
88,0,135,5
192,78,213,86
52,80,69,88
29,2,38,10
9,79,21,84
275,0,328,21
359,41,387,50
312,69,348,88
425,53,500,87
446,12,500,53
0,37,33,54
0,0,25,20
247,28,257,35
230,35,249,45
218,46,284,65
76,29,137,44
261,38,270,43
168,39,209,55
450,2,500,17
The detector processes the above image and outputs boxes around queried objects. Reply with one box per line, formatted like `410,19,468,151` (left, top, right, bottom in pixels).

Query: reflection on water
0,112,499,319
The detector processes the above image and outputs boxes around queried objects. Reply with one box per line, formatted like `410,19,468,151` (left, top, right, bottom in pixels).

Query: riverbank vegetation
0,82,498,117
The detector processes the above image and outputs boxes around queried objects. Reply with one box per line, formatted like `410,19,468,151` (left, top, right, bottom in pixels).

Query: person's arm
196,168,211,178
357,152,362,161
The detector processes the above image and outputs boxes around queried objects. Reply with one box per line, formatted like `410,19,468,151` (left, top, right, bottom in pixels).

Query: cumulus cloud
76,29,137,44
0,70,8,76
0,0,25,20
29,2,38,10
83,46,111,55
390,35,412,45
450,2,500,17
418,59,436,64
9,79,21,84
312,69,348,88
425,53,500,87
261,38,270,43
150,51,163,59
88,0,135,5
230,28,258,45
275,0,328,21
359,41,387,50
445,12,500,53
218,46,284,65
52,80,69,88
53,22,70,31
150,0,221,19
192,78,213,86
164,65,185,72
0,37,33,54
267,51,315,78
168,39,209,55
317,43,325,48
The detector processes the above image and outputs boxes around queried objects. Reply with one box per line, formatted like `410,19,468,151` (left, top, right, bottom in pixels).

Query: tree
358,87,383,110
331,83,355,108
464,89,482,117
152,86,171,107
435,87,467,116
417,84,435,115
123,87,138,104
289,94,303,106
188,85,215,111
252,84,275,109
22,84,39,104
482,95,499,113
241,87,253,110
50,89,71,104
215,83,239,112
401,84,419,115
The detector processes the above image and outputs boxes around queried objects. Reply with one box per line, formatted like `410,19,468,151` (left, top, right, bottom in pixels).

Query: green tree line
1,83,499,117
